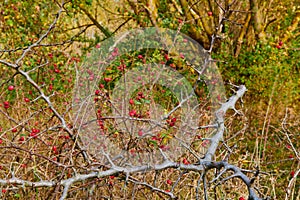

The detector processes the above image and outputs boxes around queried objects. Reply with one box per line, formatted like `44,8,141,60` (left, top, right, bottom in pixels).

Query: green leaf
7,19,14,26
86,0,93,5
149,140,157,146
134,100,141,105
144,99,150,104
14,193,21,198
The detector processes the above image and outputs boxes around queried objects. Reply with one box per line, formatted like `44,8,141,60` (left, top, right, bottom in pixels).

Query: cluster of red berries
111,47,118,57
117,64,126,71
129,109,137,117
3,101,10,109
159,144,169,151
97,112,105,130
53,63,60,73
151,134,162,142
30,128,40,138
104,77,112,82
52,145,58,154
136,91,145,100
276,41,283,49
69,56,80,63
166,117,177,127
182,158,189,165
19,136,25,143
2,86,17,109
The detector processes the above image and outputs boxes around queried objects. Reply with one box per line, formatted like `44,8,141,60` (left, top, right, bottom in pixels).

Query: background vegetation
0,0,299,199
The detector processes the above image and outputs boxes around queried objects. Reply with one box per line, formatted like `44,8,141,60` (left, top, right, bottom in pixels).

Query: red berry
3,101,10,109
183,158,189,165
129,110,137,117
130,149,135,156
104,77,112,82
54,68,60,73
12,128,17,133
169,63,176,69
138,130,143,136
32,128,40,134
201,140,210,147
138,55,143,59
166,179,172,185
136,96,141,101
19,136,25,141
2,189,7,193
169,121,175,127
95,90,100,95
129,99,134,105
8,85,14,91
279,41,283,46
208,11,213,16
239,197,246,200
0,139,2,144
117,64,126,71
276,45,281,49
164,54,170,61
24,97,30,102
30,132,37,138
159,145,169,151
291,171,295,177
111,51,118,57
52,146,57,152
151,136,157,141
30,128,40,138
